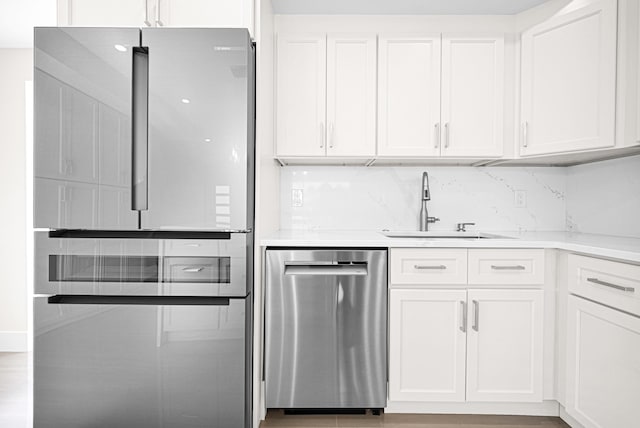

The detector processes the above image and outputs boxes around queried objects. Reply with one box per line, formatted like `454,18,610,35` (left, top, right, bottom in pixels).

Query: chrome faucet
419,171,440,231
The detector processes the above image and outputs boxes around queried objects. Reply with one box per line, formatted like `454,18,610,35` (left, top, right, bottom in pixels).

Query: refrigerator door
34,295,250,428
34,27,139,230
141,28,255,231
265,249,387,408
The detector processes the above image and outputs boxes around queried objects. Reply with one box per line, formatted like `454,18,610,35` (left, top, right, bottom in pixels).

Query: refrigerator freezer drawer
34,295,251,428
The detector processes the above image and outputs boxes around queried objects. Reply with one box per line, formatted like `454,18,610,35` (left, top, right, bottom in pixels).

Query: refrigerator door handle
47,295,232,306
132,47,149,212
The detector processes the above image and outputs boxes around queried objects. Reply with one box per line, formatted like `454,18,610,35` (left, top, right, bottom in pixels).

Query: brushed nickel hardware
414,264,447,270
472,300,479,331
144,0,152,26
434,123,440,148
460,301,467,333
587,277,635,292
444,122,450,148
491,265,526,270
522,121,529,148
456,222,475,232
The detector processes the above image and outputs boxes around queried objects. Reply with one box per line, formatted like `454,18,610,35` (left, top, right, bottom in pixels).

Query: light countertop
261,230,640,263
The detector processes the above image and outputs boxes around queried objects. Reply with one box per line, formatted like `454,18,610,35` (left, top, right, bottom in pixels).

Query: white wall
254,0,279,425
280,166,567,232
0,49,32,351
566,155,640,238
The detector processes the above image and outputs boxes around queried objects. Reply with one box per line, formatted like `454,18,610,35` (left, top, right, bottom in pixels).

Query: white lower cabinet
566,295,640,428
389,289,467,402
389,288,544,403
466,289,544,402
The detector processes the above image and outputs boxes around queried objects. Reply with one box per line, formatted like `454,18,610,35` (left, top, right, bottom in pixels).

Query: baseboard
0,331,28,352
559,405,585,428
385,400,560,416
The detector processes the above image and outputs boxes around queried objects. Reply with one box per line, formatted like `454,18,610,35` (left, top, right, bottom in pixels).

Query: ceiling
0,0,56,48
271,0,551,15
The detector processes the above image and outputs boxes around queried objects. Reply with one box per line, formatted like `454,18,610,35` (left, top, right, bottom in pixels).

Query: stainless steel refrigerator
33,27,255,428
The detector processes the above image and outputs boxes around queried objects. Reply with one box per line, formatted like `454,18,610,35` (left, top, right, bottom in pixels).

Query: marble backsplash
279,155,640,238
566,155,640,238
280,165,567,233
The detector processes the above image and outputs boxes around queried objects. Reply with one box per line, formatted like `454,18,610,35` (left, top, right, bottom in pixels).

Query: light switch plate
514,190,527,208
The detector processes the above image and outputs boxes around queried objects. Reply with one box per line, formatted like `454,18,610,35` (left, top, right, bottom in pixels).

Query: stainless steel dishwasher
265,248,387,411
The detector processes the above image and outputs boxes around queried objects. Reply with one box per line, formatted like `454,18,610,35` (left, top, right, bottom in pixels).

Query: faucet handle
427,217,440,224
456,222,475,232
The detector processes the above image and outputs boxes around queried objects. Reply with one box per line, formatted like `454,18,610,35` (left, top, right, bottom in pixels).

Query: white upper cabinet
378,35,442,157
58,0,254,34
441,36,504,157
326,35,377,157
275,34,327,157
276,33,377,158
520,0,617,156
59,0,149,26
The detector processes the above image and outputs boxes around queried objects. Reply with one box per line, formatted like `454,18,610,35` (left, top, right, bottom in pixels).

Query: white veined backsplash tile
566,155,640,238
280,166,567,232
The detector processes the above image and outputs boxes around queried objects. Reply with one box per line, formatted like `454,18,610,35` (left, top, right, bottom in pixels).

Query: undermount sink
380,230,512,239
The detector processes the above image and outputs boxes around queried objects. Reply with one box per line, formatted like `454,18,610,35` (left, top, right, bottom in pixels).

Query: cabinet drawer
390,249,467,285
568,254,640,317
468,249,544,285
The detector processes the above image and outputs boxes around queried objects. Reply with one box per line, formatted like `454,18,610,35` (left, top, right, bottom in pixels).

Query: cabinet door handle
522,121,529,148
144,0,152,26
460,300,467,333
491,265,526,270
414,264,447,270
587,277,635,293
444,122,450,148
319,122,325,148
472,300,479,332
329,122,335,149
156,0,164,26
434,123,440,148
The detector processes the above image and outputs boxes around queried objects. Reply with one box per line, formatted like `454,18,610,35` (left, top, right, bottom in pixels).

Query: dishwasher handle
284,261,368,276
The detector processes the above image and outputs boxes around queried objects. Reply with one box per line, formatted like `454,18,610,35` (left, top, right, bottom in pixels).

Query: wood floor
260,410,571,428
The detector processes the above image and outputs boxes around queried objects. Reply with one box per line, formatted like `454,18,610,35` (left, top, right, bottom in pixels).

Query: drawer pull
491,265,525,270
182,267,205,273
414,264,447,270
587,277,635,293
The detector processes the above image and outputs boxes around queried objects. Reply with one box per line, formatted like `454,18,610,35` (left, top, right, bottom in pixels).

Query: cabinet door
389,289,467,402
378,35,441,157
520,0,617,156
566,296,640,428
61,0,149,26
466,289,543,402
441,35,504,157
276,34,327,157
162,0,253,34
326,34,377,157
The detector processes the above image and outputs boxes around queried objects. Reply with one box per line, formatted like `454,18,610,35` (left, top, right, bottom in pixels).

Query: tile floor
1,352,569,428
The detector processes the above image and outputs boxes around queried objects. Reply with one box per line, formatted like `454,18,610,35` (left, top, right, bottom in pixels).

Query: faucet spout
419,171,439,231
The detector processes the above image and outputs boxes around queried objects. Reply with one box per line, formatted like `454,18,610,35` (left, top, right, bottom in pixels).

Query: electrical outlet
514,190,527,208
292,189,303,207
